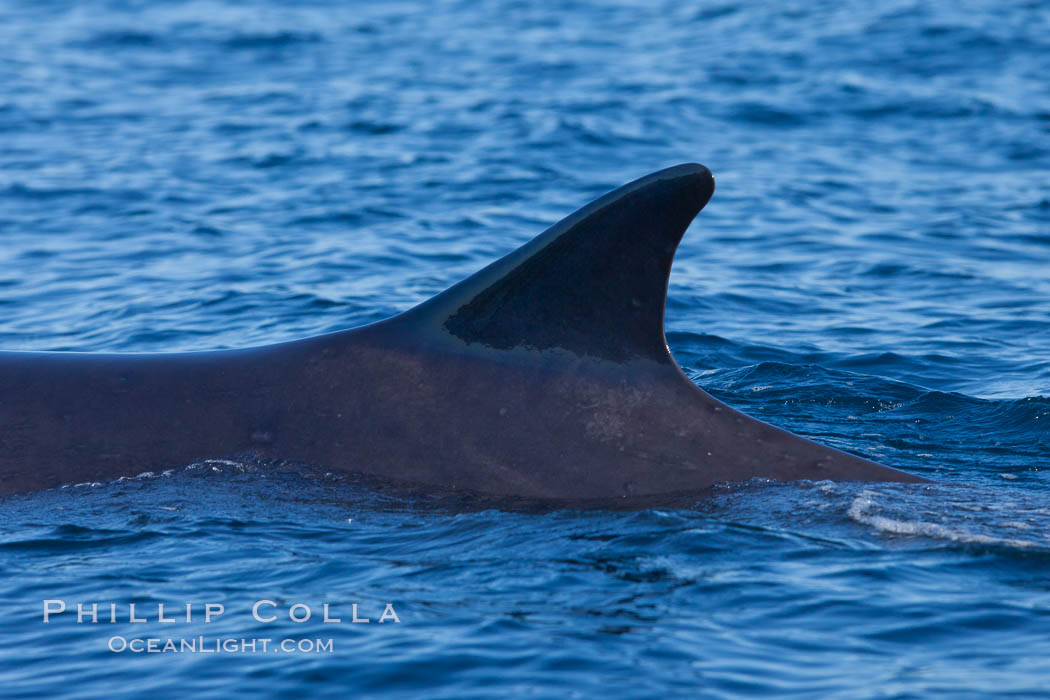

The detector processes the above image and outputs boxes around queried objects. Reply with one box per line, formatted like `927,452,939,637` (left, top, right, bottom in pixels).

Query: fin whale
0,164,926,499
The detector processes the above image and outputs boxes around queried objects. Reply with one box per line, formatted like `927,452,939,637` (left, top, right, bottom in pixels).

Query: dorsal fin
402,163,714,364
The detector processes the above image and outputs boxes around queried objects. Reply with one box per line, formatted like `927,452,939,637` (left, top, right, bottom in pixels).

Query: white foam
847,491,1039,549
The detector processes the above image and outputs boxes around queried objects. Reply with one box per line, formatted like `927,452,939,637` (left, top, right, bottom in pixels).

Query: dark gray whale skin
0,164,926,499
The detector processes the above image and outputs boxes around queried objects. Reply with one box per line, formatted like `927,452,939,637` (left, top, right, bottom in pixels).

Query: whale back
0,164,927,499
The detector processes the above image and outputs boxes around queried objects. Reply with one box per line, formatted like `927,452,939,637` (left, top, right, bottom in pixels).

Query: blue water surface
1,0,1049,696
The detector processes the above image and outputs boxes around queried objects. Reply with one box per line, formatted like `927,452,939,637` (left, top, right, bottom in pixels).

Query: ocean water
1,0,1048,696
